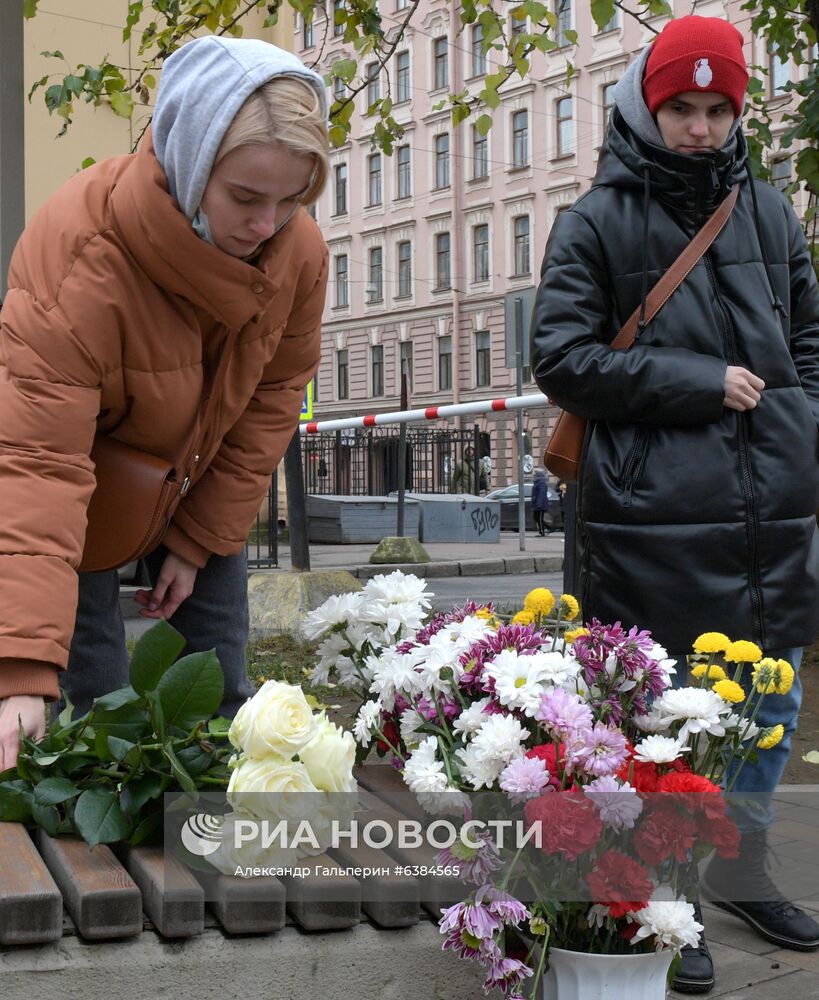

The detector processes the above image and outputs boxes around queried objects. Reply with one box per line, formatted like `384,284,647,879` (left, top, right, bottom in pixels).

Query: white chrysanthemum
311,625,377,694
455,741,505,790
353,700,383,745
586,904,609,931
471,714,529,768
441,615,495,647
367,650,422,710
584,775,643,830
633,707,672,734
722,712,760,743
452,696,494,738
414,635,461,696
633,735,691,765
627,889,703,954
302,591,366,640
483,649,552,715
653,687,731,738
403,735,448,796
526,649,581,689
399,708,427,750
415,785,472,816
360,571,431,638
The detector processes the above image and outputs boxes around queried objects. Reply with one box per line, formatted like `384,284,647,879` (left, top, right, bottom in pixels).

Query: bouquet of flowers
306,575,793,999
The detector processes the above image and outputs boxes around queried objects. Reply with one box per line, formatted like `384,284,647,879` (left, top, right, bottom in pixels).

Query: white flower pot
542,947,673,1000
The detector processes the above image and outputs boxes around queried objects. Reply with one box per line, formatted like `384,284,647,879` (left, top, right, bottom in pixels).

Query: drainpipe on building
449,0,463,428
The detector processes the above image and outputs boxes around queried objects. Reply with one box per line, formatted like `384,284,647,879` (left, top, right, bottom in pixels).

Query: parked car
484,483,563,533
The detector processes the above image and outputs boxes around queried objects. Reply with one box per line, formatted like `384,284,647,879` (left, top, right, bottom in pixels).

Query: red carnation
618,759,661,793
633,801,697,866
524,790,603,860
658,772,720,795
526,743,565,789
585,850,653,918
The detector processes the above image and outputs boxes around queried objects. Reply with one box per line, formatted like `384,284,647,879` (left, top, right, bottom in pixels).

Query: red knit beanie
643,15,749,117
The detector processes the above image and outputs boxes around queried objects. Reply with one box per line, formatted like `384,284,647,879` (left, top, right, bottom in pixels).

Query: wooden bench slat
326,836,420,928
279,851,361,931
0,822,62,944
117,844,204,939
195,871,287,935
354,763,427,822
35,831,142,940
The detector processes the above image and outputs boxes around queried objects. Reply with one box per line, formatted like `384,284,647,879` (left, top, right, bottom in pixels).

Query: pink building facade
300,0,811,490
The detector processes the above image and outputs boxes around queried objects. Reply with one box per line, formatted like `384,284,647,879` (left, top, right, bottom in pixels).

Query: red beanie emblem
643,15,749,117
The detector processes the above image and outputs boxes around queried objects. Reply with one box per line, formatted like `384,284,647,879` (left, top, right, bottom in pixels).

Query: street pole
515,297,526,551
0,2,25,300
396,361,408,537
284,429,310,572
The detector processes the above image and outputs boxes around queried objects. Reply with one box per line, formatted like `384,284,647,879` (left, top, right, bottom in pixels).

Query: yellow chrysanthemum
564,627,589,645
559,594,580,621
751,658,777,695
758,725,784,750
712,679,746,704
512,610,535,626
524,587,555,616
474,608,494,621
693,632,731,654
691,663,727,682
529,914,548,936
774,659,795,696
724,640,763,664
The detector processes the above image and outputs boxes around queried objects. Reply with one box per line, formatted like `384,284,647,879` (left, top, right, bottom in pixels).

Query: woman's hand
135,552,199,620
0,695,46,771
724,366,765,411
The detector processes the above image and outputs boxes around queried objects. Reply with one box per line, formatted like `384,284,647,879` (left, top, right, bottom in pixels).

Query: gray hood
612,45,743,151
152,36,328,220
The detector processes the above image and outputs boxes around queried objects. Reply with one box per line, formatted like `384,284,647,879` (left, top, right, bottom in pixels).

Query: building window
334,253,349,307
396,145,411,199
433,37,448,90
438,335,452,390
473,223,489,282
510,14,527,44
396,51,410,104
434,133,450,190
556,96,573,156
313,375,319,404
770,156,792,191
471,23,486,78
769,49,792,96
368,246,383,301
555,0,572,47
366,62,380,109
400,340,413,391
601,82,616,132
512,109,529,168
337,349,349,400
472,126,489,179
371,344,384,397
306,202,317,221
333,163,348,215
475,330,491,387
513,216,530,276
367,153,382,206
396,0,409,9
302,16,314,49
596,6,619,32
333,0,345,37
397,241,412,297
435,232,451,290
333,75,346,101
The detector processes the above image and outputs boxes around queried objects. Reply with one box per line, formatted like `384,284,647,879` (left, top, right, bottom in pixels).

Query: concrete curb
355,555,562,580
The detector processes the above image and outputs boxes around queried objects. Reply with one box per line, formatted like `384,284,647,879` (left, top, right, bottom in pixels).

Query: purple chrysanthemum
437,831,502,886
566,722,629,777
440,900,502,964
499,756,552,804
483,957,534,994
536,688,594,737
476,886,530,925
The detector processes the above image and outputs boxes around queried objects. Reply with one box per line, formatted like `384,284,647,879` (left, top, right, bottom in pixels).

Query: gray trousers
62,546,255,719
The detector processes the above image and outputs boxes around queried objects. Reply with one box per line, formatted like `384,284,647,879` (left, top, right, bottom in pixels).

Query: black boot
671,898,715,994
701,829,819,951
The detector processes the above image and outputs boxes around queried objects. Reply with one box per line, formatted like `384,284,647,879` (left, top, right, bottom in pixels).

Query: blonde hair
216,76,329,203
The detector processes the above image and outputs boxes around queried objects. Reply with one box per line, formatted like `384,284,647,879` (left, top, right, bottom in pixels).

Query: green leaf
107,736,137,762
155,650,224,732
120,774,165,817
207,716,231,736
0,780,33,823
57,692,75,728
175,745,215,777
331,58,357,83
23,0,40,17
91,702,151,745
109,90,134,119
143,73,156,89
803,750,819,764
163,741,197,794
34,777,81,807
128,809,162,847
31,802,60,837
590,0,615,30
475,114,494,136
94,686,142,712
74,788,131,847
129,620,187,695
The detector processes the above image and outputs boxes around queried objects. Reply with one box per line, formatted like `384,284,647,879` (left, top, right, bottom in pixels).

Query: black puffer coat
530,111,819,653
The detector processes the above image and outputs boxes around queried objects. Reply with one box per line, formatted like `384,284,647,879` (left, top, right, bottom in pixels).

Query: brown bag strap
610,184,739,351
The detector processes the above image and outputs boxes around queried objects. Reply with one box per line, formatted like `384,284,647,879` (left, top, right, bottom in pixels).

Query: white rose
229,680,318,759
207,811,299,876
298,714,356,793
227,756,320,826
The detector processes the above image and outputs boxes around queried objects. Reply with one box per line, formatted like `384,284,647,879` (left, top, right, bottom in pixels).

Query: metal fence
246,468,279,569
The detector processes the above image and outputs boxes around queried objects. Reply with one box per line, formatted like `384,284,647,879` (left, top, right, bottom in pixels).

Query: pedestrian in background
531,468,551,536
531,15,819,995
0,36,330,772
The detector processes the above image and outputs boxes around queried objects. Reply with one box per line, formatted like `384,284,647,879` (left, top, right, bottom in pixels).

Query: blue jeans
61,546,255,720
670,648,803,833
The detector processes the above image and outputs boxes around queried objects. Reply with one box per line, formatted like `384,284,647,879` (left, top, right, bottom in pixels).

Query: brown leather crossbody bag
544,186,739,483
79,326,240,573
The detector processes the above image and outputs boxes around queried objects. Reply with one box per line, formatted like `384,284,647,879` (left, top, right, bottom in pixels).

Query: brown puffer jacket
0,137,328,700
